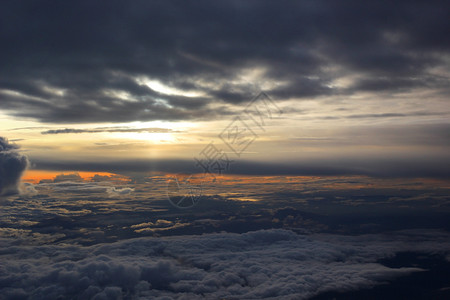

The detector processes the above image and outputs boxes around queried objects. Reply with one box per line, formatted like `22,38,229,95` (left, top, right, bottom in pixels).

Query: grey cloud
39,180,133,197
35,172,134,196
0,137,19,152
53,173,83,183
41,127,177,135
330,123,450,147
107,186,134,197
31,150,450,179
314,111,447,121
0,1,449,123
0,137,29,196
347,113,422,119
0,229,449,299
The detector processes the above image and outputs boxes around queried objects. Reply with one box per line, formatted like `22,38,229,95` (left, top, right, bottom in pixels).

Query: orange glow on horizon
22,171,449,190
22,170,121,184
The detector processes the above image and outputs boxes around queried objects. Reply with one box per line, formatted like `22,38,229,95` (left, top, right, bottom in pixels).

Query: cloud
0,229,449,299
0,1,449,123
0,227,65,245
53,172,83,183
106,186,134,197
19,182,38,197
39,181,134,198
130,219,190,233
34,173,134,198
0,137,29,196
32,152,450,179
91,174,116,182
41,127,177,135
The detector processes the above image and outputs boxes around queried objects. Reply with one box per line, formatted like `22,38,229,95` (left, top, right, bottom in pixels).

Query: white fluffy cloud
107,187,134,197
1,229,449,299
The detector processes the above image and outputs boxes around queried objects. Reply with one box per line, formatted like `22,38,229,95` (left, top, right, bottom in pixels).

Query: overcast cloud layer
1,0,449,123
1,172,449,299
1,229,449,299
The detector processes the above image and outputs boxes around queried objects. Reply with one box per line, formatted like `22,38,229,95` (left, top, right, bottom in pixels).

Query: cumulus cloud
91,174,116,182
19,182,38,197
130,219,189,233
0,229,449,299
0,137,29,196
39,181,134,197
36,173,134,197
106,186,134,197
53,172,84,183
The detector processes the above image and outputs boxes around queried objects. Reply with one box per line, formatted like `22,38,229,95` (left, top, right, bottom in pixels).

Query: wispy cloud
41,127,177,135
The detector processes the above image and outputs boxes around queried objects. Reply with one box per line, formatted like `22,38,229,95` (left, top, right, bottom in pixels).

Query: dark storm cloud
0,0,449,123
0,137,29,196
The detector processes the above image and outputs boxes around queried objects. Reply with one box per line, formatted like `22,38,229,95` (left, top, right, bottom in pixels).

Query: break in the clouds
0,0,449,123
1,229,449,299
0,137,28,196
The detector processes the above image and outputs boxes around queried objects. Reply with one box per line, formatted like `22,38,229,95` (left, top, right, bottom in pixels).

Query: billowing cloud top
0,137,28,196
0,0,449,123
1,229,449,299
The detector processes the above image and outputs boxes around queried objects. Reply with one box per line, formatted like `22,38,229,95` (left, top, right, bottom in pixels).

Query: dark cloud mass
0,0,449,123
0,137,28,196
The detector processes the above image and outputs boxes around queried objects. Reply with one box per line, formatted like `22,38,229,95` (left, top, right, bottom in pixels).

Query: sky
0,0,449,179
0,1,450,299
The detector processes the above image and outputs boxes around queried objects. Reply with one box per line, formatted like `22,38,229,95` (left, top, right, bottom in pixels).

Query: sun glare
113,131,175,143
